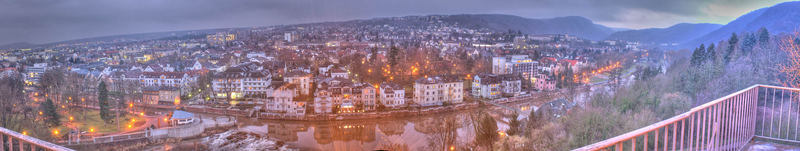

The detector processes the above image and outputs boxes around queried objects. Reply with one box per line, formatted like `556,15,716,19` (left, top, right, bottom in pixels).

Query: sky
0,0,795,45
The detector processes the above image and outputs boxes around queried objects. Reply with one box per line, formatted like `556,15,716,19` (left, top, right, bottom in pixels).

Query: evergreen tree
98,81,112,123
691,44,706,66
507,113,521,136
758,27,770,45
706,44,716,62
725,33,738,63
369,47,378,63
741,33,757,54
41,99,61,127
388,44,400,68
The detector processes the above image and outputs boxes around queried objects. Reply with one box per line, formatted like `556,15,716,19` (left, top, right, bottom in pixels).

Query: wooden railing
0,127,74,151
575,84,800,151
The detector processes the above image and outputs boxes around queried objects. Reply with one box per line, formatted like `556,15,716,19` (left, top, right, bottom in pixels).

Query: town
0,15,651,150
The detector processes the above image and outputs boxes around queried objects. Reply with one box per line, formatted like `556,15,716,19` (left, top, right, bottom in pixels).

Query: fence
574,84,800,151
0,127,74,151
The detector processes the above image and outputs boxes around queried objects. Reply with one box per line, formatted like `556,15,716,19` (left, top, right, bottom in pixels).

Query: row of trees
492,27,794,150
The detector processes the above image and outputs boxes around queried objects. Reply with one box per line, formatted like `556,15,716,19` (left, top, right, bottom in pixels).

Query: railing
0,127,74,151
575,84,800,151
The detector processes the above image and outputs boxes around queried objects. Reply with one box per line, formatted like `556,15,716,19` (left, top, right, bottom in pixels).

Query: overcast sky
0,0,794,45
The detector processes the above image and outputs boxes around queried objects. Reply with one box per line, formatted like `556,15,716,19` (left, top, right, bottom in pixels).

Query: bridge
0,127,74,151
575,84,800,151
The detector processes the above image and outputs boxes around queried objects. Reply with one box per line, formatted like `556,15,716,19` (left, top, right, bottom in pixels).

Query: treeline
493,27,791,150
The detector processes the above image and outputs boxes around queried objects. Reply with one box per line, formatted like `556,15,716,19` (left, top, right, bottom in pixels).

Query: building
533,73,556,91
413,75,464,107
133,72,196,88
492,55,538,84
284,33,293,42
314,78,376,113
379,83,406,108
142,87,160,105
329,68,348,79
284,70,312,96
168,110,195,126
24,63,47,85
158,87,181,105
499,74,523,97
207,32,236,45
212,63,272,100
472,74,501,99
264,82,305,116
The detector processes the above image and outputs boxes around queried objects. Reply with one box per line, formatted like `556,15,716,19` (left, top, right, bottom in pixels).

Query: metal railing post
574,85,800,150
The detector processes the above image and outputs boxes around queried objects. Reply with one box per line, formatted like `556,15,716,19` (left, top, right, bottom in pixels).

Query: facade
264,82,305,116
533,73,557,91
212,63,272,100
492,55,538,84
207,32,235,45
379,83,406,108
472,74,501,99
142,87,160,105
500,74,522,96
314,78,376,113
413,76,464,107
24,63,47,85
134,72,195,88
158,87,181,105
284,70,313,96
329,68,349,79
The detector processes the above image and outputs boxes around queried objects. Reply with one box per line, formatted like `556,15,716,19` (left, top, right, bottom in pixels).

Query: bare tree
779,30,800,88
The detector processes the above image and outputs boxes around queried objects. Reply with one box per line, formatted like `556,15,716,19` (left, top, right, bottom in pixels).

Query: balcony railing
0,127,74,151
575,84,800,151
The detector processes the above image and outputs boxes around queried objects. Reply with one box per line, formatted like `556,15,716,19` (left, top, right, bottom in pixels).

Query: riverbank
139,91,555,122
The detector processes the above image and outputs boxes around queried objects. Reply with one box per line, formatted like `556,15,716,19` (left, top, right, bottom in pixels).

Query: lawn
590,76,607,83
56,109,137,135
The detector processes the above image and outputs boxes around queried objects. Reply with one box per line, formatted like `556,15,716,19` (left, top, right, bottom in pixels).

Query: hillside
439,14,616,40
687,1,800,47
605,23,722,45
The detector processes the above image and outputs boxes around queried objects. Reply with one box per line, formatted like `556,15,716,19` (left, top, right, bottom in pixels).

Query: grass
590,76,607,83
56,109,136,134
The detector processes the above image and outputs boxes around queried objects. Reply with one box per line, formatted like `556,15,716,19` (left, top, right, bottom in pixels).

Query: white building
24,63,47,85
379,83,406,108
211,63,272,99
313,78,376,113
329,68,349,79
413,76,464,107
284,70,312,96
472,74,501,99
492,55,538,83
264,82,305,116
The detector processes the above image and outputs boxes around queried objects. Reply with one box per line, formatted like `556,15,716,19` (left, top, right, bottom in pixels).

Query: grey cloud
0,0,792,45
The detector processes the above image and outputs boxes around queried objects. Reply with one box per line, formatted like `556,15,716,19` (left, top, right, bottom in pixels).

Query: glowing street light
53,129,59,135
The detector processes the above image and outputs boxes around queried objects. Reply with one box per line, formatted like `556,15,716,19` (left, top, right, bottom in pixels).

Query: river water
147,100,543,151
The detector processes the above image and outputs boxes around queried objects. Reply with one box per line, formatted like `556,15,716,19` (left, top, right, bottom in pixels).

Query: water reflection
180,101,542,151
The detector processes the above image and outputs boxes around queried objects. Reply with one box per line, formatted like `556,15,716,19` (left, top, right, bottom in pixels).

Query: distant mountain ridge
0,42,37,49
439,14,617,40
605,23,722,45
686,1,800,47
7,0,800,50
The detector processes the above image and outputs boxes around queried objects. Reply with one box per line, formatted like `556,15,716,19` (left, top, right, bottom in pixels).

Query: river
146,98,546,151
